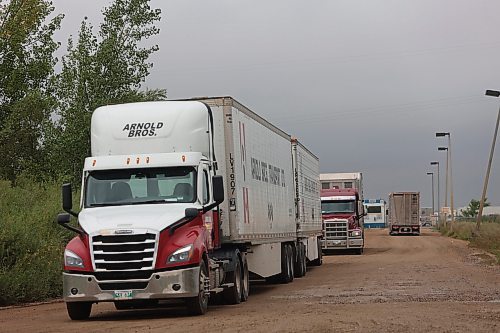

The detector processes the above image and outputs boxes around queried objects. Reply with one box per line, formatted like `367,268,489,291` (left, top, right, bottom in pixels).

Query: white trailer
320,172,363,195
58,97,322,319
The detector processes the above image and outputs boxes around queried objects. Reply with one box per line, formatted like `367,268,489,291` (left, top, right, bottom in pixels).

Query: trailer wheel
287,244,295,282
222,252,242,305
240,254,250,302
278,244,293,283
310,238,323,266
294,243,306,278
66,302,92,320
186,261,209,315
301,243,307,275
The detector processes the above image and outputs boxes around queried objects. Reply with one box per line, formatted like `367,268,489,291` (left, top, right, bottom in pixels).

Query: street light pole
437,131,453,227
477,89,500,229
438,146,449,225
449,134,455,225
431,161,440,222
426,172,435,214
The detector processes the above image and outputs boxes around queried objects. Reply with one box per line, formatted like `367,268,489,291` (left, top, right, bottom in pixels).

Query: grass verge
439,220,500,264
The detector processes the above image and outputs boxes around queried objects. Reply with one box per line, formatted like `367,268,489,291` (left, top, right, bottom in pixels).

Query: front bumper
322,237,364,249
390,226,420,234
63,266,200,303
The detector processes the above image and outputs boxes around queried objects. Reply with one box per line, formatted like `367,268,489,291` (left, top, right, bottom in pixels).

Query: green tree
462,198,490,218
0,0,63,183
50,0,165,182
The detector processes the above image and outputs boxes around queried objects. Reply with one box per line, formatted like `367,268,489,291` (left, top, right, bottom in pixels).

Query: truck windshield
321,200,355,214
367,206,382,213
85,167,197,207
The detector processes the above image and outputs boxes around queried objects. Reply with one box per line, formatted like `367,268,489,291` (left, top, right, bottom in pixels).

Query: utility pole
477,89,500,229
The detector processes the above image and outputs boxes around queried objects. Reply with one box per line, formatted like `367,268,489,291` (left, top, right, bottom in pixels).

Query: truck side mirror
56,211,84,236
57,213,71,225
212,175,224,204
62,183,73,212
62,183,78,217
185,208,199,219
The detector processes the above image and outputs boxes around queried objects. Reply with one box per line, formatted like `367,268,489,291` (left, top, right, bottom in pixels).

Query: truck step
210,259,229,270
209,288,224,294
220,283,234,288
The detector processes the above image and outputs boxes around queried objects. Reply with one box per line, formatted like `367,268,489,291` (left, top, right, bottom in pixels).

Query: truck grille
324,220,348,239
91,232,157,272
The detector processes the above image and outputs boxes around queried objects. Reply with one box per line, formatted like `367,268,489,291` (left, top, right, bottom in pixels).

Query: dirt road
1,229,499,332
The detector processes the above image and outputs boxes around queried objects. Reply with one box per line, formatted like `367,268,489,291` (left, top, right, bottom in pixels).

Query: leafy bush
0,178,73,305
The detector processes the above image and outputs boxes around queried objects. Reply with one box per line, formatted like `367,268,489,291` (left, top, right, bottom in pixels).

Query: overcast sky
51,0,500,209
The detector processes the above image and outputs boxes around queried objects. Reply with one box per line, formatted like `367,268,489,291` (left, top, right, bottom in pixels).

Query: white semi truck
363,199,387,228
57,97,323,319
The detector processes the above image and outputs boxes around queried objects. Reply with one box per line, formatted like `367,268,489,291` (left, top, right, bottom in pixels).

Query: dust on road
1,229,499,332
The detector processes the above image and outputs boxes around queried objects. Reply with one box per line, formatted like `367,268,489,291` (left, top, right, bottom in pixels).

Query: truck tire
355,248,364,255
310,238,323,266
186,261,209,315
279,244,293,283
66,302,92,320
240,254,250,302
287,244,294,283
222,251,242,305
294,243,306,278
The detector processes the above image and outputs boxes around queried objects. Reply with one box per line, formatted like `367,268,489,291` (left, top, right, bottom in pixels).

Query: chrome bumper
63,266,200,303
322,237,364,249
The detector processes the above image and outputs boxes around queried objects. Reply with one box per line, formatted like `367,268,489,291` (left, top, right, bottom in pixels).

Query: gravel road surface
1,228,499,332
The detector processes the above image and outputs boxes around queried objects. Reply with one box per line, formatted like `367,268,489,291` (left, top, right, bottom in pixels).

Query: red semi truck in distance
56,97,323,320
319,172,365,254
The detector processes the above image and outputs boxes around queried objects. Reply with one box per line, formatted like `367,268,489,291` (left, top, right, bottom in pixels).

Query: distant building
483,206,500,216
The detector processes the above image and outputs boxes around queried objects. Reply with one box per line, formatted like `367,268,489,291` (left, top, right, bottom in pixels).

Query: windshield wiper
88,202,129,207
129,200,169,205
88,200,170,207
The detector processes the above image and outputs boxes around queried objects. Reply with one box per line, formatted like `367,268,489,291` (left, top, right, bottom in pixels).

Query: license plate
114,290,133,300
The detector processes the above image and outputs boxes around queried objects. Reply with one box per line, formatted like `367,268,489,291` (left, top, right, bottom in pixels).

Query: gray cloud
52,0,500,208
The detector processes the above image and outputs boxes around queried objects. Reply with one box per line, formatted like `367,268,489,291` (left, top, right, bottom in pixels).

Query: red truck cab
320,188,364,254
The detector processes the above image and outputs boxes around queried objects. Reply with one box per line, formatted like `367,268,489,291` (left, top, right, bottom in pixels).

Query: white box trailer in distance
57,96,322,319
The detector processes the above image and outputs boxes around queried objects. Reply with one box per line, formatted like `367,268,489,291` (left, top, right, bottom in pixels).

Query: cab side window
202,170,210,205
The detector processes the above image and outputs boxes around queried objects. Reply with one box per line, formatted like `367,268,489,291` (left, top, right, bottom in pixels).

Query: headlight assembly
64,249,84,268
167,244,193,263
349,230,362,237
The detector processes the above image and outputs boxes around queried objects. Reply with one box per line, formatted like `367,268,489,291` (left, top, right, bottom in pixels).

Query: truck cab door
198,165,214,249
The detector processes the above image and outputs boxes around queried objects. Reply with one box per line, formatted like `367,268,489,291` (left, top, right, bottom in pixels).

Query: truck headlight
167,244,193,263
64,249,84,268
349,230,362,237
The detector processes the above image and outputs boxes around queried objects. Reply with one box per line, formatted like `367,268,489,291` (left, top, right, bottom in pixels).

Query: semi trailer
57,97,323,319
388,192,420,235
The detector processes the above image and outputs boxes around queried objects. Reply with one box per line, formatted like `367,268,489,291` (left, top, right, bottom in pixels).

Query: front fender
155,215,208,269
64,234,93,272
